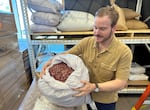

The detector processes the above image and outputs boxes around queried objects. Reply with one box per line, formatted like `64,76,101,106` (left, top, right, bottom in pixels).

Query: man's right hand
37,59,52,78
37,53,66,78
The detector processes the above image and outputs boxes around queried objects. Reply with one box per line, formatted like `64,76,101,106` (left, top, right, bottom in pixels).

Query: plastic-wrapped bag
31,12,61,26
38,54,92,107
27,0,63,13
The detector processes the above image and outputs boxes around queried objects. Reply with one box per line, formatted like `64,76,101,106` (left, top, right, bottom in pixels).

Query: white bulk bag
31,12,61,26
30,24,59,33
27,0,63,13
38,54,92,107
57,10,94,31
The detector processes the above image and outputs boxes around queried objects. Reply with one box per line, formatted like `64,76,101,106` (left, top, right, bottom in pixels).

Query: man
40,6,133,110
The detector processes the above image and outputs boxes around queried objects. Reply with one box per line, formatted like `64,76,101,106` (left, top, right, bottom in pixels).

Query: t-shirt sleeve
116,46,133,80
65,37,89,55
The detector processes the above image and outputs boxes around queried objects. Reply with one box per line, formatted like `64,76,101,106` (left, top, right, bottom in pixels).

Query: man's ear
112,25,117,32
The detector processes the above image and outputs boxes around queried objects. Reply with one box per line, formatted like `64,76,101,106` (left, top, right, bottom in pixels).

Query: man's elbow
117,79,128,90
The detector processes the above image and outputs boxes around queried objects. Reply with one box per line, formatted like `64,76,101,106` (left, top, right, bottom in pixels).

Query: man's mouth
95,35,102,38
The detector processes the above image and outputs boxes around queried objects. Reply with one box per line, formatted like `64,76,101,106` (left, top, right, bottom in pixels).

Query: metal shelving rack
21,0,150,94
20,0,37,78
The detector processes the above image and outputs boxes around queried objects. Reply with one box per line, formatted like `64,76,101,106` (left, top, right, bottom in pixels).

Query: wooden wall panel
0,35,31,110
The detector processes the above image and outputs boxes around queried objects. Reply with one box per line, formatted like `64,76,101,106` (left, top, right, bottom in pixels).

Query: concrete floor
116,94,150,110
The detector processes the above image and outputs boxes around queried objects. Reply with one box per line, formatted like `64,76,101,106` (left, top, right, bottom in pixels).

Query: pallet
119,80,150,94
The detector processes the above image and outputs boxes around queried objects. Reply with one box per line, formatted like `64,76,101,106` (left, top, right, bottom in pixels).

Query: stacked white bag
27,0,94,32
27,0,63,32
57,10,94,31
129,62,148,80
38,54,92,107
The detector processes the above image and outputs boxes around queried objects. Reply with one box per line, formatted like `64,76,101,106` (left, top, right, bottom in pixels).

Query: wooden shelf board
30,29,150,36
128,80,150,86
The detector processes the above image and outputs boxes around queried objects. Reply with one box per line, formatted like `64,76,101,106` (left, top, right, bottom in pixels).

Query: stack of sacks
110,0,148,30
122,8,149,30
129,62,148,81
27,0,63,32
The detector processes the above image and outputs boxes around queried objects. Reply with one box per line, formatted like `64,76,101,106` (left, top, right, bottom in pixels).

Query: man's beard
95,29,113,43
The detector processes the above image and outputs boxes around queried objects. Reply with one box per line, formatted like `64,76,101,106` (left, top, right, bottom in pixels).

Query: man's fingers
72,91,85,97
80,80,88,85
37,69,46,78
36,73,43,78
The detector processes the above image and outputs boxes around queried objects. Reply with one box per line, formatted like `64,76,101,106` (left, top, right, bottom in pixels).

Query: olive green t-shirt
66,36,132,103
